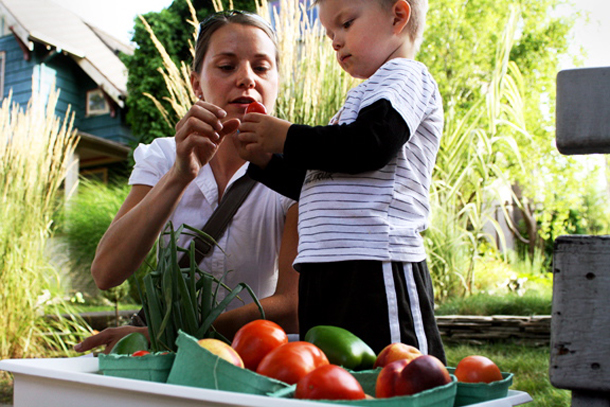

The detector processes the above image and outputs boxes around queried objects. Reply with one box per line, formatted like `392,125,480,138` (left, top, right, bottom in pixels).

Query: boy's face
319,0,399,79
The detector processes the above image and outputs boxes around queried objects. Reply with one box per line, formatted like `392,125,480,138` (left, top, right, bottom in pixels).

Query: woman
75,11,298,354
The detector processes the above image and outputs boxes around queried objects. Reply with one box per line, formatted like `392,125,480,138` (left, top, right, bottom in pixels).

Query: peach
373,343,422,369
197,338,244,368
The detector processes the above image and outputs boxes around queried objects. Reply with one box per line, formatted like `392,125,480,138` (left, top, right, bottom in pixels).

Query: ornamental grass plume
0,87,89,359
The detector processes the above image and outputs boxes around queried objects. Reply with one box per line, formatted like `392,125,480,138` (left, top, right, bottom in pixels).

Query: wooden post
550,236,610,405
552,66,610,405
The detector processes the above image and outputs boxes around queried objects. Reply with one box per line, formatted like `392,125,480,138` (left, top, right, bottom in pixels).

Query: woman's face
193,23,279,120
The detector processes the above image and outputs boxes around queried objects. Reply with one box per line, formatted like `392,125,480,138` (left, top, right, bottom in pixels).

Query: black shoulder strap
178,173,257,268
131,174,257,327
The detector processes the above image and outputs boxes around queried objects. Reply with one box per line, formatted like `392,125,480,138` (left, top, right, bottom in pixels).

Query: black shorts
298,260,446,364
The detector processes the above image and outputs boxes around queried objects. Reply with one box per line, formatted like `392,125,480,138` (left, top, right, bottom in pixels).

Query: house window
0,51,5,99
86,88,110,116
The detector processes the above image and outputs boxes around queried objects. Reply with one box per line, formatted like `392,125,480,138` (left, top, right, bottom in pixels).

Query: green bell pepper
109,332,149,355
304,325,377,371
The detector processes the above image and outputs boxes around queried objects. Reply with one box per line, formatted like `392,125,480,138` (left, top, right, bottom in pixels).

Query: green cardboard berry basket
446,367,513,406
165,330,290,395
269,369,457,407
98,351,175,383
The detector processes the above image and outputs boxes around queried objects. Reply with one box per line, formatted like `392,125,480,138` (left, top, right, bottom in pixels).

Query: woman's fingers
176,101,227,142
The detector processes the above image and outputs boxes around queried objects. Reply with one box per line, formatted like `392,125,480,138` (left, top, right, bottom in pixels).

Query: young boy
234,0,445,362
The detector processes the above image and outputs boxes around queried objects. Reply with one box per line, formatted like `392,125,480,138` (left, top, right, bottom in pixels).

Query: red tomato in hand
455,355,503,383
256,341,329,385
131,350,150,357
246,101,267,114
231,319,288,371
295,364,366,400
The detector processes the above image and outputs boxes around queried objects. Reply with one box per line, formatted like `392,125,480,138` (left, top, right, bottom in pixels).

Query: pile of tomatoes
226,319,504,401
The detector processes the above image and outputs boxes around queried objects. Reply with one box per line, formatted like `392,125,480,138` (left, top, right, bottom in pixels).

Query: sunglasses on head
197,10,274,40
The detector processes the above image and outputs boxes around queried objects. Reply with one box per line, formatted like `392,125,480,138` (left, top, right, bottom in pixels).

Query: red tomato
455,355,503,383
295,364,366,400
256,341,329,385
246,101,267,114
231,319,288,371
131,350,150,357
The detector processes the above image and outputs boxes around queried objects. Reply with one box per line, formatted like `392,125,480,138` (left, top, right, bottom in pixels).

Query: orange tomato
256,341,329,385
131,350,150,357
454,355,503,383
231,319,288,371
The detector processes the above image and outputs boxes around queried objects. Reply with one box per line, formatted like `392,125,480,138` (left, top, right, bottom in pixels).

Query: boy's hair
313,0,429,52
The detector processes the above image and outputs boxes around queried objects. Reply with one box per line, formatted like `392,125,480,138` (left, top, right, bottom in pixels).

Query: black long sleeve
247,99,410,200
247,154,306,201
284,99,410,173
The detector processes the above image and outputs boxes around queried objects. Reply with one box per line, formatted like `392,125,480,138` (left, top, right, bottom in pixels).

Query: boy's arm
247,154,306,201
284,99,410,174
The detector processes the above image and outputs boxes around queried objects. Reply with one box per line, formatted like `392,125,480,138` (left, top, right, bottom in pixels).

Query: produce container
165,330,289,395
270,369,457,407
0,357,533,407
447,367,514,406
98,351,175,383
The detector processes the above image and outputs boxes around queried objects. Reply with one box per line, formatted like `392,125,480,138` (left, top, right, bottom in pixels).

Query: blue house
0,0,133,186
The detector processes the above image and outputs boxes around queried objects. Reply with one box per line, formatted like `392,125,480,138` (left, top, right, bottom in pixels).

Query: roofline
74,57,125,108
0,1,126,108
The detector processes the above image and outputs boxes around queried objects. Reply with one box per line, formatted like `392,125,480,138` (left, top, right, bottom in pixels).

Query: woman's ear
190,71,203,100
392,0,411,34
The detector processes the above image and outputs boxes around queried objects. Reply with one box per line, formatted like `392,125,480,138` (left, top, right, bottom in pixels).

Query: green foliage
59,179,153,303
60,180,129,271
420,0,593,264
445,342,571,407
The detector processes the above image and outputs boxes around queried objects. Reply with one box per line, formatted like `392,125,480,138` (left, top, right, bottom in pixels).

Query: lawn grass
71,303,140,314
436,292,552,316
445,341,571,407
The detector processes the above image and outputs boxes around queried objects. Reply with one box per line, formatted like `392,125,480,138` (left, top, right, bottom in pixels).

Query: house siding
0,34,133,145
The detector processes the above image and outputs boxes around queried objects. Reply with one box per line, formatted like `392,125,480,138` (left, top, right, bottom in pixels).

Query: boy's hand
237,113,292,155
232,130,273,168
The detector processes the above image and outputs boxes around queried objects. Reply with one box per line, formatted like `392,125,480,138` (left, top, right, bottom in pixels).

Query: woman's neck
210,139,246,201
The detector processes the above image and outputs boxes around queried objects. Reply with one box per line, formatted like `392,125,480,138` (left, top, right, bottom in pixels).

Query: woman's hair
192,10,279,74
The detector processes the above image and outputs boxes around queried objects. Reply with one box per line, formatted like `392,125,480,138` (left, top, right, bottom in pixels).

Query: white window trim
86,88,110,116
0,51,5,99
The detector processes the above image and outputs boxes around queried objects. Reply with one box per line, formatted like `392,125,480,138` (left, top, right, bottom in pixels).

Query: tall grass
426,8,528,300
0,88,90,359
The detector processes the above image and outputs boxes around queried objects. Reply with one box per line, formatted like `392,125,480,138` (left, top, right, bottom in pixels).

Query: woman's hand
74,326,149,355
173,101,241,180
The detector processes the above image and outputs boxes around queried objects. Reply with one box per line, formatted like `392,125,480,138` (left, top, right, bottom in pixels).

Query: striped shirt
295,58,443,266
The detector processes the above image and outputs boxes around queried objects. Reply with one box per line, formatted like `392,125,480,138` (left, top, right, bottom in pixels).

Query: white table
0,357,532,407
